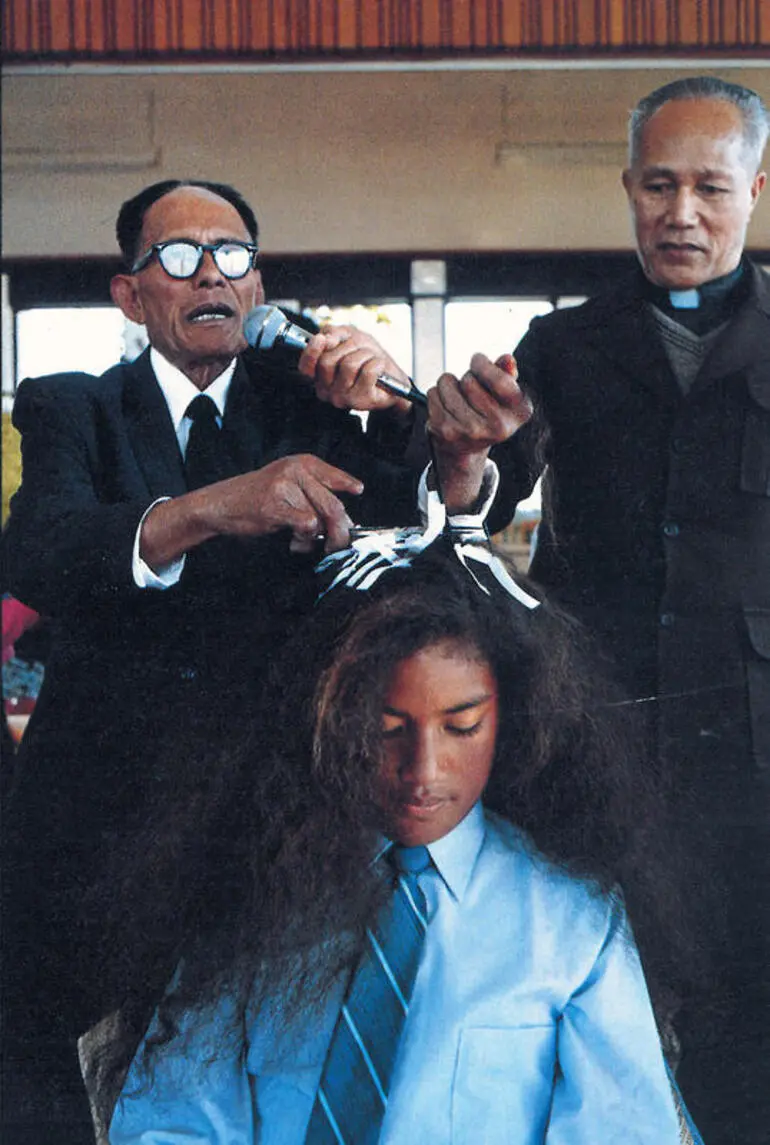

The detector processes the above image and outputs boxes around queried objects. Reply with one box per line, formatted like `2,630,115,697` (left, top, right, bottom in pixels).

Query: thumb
495,352,517,376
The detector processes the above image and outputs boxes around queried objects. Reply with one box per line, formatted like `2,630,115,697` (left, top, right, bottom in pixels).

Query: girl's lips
397,796,447,817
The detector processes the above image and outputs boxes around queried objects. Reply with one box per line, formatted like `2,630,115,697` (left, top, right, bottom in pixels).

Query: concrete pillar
2,275,16,413
410,259,446,394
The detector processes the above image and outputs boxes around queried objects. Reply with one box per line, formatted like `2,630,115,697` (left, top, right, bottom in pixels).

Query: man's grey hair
628,75,769,172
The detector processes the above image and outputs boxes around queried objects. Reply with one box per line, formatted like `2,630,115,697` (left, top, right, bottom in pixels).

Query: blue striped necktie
305,844,431,1145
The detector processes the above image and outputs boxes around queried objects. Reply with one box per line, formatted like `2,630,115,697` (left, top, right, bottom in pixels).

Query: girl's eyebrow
383,693,495,718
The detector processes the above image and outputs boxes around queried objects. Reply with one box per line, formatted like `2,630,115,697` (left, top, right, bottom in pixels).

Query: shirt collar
425,801,486,903
150,347,237,432
376,802,486,904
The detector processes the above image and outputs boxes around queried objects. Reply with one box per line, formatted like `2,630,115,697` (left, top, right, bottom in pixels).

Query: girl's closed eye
446,719,484,737
381,717,406,739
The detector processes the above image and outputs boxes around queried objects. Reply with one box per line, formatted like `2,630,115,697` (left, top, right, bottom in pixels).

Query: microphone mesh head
243,305,288,350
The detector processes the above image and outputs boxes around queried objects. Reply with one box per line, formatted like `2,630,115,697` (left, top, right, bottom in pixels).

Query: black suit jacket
491,262,770,783
0,349,426,1039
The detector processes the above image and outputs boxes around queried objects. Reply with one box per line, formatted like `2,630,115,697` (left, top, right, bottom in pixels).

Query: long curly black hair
90,540,697,1088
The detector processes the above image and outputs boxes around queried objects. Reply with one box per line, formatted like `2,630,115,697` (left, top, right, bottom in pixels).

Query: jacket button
180,667,197,681
663,522,680,538
660,612,675,628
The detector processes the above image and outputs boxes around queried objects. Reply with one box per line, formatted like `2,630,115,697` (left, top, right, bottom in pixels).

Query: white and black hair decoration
315,489,541,612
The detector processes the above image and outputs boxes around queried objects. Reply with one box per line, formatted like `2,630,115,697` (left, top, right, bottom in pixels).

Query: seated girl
91,520,701,1143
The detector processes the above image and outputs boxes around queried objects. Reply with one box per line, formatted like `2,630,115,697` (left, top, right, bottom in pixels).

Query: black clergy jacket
491,262,770,797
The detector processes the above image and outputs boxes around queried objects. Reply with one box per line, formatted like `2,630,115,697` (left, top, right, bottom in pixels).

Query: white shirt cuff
417,460,500,532
132,497,187,589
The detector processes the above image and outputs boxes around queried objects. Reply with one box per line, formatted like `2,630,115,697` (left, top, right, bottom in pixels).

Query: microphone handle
376,373,427,407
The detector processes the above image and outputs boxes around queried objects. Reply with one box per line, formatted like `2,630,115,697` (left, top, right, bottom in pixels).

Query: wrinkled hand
140,456,363,570
425,353,531,513
297,325,412,414
427,352,531,460
208,455,363,553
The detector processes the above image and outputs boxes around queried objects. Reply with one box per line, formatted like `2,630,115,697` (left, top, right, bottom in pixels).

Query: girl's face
376,639,499,847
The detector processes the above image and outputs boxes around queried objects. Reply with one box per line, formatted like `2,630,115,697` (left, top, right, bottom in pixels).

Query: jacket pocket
451,1025,556,1145
745,611,770,769
741,367,770,495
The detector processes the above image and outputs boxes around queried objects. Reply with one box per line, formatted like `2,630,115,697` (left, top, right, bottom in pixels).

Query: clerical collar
642,261,749,334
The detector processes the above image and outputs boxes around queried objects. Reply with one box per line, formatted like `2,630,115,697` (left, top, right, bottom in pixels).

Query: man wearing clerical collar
477,75,770,1144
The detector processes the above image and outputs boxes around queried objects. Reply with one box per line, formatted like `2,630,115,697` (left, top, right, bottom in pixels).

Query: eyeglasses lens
213,244,252,278
157,243,201,278
157,241,251,279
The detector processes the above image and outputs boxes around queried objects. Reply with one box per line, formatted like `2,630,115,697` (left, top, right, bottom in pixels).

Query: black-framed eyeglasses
131,239,260,280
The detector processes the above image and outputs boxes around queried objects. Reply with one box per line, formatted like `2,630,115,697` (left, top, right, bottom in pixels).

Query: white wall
3,62,769,260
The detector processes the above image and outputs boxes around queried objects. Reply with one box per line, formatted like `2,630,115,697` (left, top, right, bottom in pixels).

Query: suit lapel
578,277,681,405
221,357,266,473
122,350,189,497
122,353,289,493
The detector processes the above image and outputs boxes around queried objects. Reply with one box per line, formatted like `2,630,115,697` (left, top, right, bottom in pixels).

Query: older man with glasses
1,178,525,1145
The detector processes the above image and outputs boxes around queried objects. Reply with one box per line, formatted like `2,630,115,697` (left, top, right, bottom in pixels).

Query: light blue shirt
110,804,685,1144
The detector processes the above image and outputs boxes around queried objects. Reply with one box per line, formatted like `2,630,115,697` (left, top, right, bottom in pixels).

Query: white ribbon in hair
316,489,540,611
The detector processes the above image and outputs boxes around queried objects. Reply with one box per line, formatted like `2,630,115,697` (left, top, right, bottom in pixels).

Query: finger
289,534,319,554
467,353,526,409
301,455,365,497
313,345,374,405
253,457,361,539
463,370,530,421
296,327,352,378
318,323,355,347
441,359,530,431
495,352,517,376
308,326,361,377
298,478,355,552
433,371,491,425
427,372,527,451
317,331,405,384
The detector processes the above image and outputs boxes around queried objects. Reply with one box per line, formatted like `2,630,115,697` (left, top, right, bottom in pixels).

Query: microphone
243,304,427,407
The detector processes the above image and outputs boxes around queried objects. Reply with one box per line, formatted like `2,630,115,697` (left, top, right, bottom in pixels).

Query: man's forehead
636,100,751,173
640,98,745,152
141,187,249,242
646,96,743,132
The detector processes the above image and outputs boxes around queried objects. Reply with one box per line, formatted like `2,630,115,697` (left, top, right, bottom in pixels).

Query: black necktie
184,394,231,490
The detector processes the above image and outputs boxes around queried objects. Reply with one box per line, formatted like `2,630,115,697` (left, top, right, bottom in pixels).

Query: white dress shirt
110,803,685,1144
131,349,236,589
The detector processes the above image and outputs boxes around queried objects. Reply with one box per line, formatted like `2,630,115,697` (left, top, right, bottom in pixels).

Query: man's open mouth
187,304,235,323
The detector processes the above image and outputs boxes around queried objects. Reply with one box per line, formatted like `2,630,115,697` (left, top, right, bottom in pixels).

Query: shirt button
660,612,675,628
662,522,680,538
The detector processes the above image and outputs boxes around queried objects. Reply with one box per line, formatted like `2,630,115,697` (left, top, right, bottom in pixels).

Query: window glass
15,308,147,384
443,299,553,378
